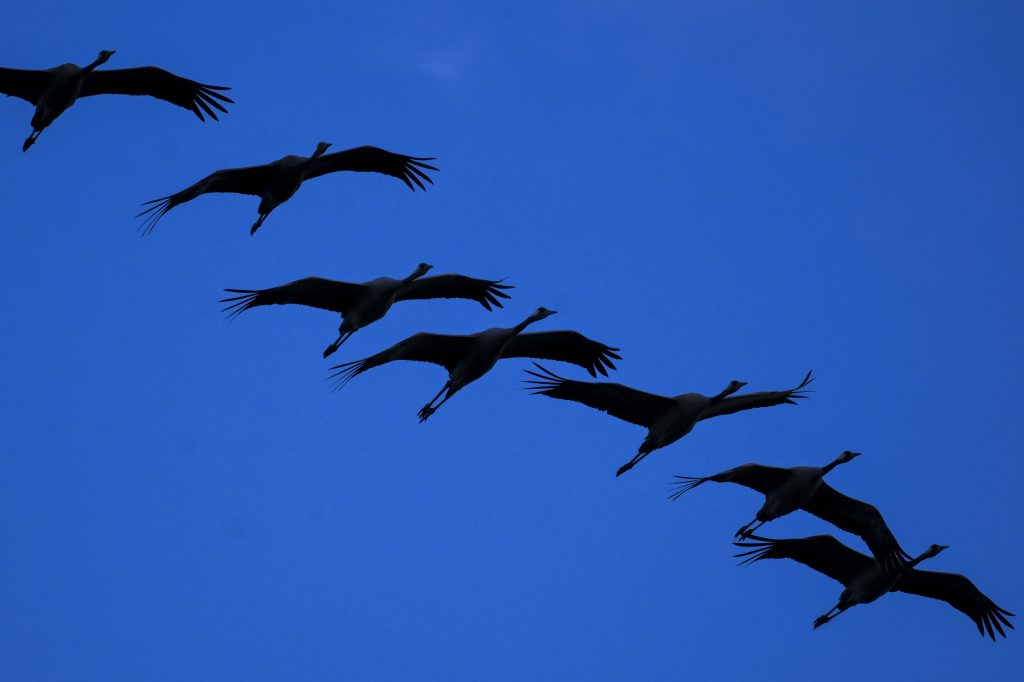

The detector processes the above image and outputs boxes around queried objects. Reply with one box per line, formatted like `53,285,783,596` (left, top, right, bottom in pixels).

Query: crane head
97,50,116,64
708,380,747,403
838,450,862,463
313,141,332,157
925,544,950,558
415,262,434,276
533,307,557,320
724,380,747,395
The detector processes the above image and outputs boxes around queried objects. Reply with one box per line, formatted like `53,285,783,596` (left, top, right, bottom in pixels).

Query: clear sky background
2,2,1022,680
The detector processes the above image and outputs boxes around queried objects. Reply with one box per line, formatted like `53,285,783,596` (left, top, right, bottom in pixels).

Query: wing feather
670,463,792,500
80,67,233,121
502,331,620,377
524,364,671,427
700,371,813,419
137,164,276,234
802,482,912,573
395,275,513,311
221,278,366,318
0,67,50,104
328,333,474,389
306,145,438,189
894,570,1015,640
734,534,875,586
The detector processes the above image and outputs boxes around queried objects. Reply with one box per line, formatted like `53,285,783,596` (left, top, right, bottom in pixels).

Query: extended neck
512,314,541,335
906,549,938,571
709,383,738,404
403,269,426,285
309,143,331,162
83,57,105,73
821,456,846,475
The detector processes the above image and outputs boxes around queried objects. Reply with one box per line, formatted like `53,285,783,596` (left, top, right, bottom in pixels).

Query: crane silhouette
525,364,813,476
138,143,437,235
330,308,620,422
670,451,911,572
735,534,1014,639
0,51,231,151
222,262,513,357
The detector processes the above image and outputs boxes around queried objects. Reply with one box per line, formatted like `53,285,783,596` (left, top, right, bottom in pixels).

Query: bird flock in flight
1,51,1014,641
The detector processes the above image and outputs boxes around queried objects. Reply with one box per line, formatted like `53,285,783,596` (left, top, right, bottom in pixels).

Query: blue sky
1,2,1022,679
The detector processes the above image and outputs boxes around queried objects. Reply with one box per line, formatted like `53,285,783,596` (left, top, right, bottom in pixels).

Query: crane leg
323,329,355,358
812,604,844,629
615,450,649,477
736,518,764,539
250,213,268,235
22,129,41,152
418,383,452,422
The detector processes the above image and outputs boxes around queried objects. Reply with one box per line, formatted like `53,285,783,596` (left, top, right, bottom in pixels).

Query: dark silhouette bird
138,143,437,235
0,51,231,151
525,365,813,476
735,534,1014,639
330,308,620,422
221,262,513,358
670,451,911,572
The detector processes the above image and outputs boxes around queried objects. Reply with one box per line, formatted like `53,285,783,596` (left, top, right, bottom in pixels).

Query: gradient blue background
2,2,1022,679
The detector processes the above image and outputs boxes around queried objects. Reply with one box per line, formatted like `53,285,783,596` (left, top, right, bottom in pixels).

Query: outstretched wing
137,163,276,234
305,145,438,190
328,332,475,389
395,275,513,311
734,534,875,587
221,277,366,319
80,67,233,121
802,482,912,573
524,364,671,427
502,331,620,377
669,463,792,500
0,67,50,104
700,371,813,419
894,570,1015,640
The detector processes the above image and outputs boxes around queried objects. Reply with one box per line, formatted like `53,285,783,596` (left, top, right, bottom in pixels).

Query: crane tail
667,475,707,500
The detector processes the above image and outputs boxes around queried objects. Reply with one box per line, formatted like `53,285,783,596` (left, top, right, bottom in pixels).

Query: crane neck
820,457,845,475
906,550,936,571
512,315,540,335
709,384,736,404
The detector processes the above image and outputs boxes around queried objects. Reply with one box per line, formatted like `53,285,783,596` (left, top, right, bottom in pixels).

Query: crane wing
801,482,912,573
305,145,438,190
79,67,233,121
524,364,671,427
0,67,50,104
394,275,513,311
501,331,620,377
700,371,813,419
137,163,277,234
669,463,792,500
734,534,875,586
221,277,367,319
894,569,1014,640
328,332,475,388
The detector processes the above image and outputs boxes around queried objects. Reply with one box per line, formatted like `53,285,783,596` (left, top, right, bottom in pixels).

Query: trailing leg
323,329,356,358
418,382,452,422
